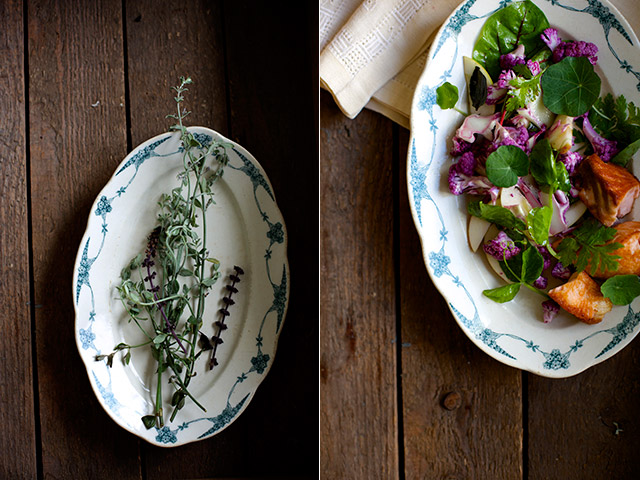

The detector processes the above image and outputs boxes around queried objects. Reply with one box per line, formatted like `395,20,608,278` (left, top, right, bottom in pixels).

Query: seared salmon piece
576,154,640,227
592,221,640,278
548,271,612,324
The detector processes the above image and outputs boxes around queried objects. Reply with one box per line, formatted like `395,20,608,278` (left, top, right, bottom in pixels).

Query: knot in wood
442,391,461,411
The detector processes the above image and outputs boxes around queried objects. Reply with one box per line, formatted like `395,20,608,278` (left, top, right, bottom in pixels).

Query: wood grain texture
127,1,318,478
27,0,141,477
0,1,37,478
320,91,399,479
397,128,523,480
528,342,640,479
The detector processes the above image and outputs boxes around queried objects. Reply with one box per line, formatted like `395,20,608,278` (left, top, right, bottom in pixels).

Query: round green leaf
541,56,601,116
486,145,529,187
436,82,459,109
601,275,640,305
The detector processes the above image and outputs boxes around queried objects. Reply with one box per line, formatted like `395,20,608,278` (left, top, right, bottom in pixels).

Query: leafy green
541,56,601,116
436,82,459,109
520,244,545,284
590,93,640,166
484,283,521,303
472,0,550,79
556,218,622,275
505,71,542,116
529,138,571,192
527,206,552,246
468,201,526,231
601,275,640,305
485,145,529,187
469,66,488,110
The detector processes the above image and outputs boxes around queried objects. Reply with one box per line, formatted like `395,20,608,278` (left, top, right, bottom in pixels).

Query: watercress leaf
501,252,524,283
554,161,572,192
483,283,521,303
472,0,550,79
601,275,640,305
486,145,529,187
611,137,640,167
468,201,526,231
527,206,552,245
521,245,544,284
529,138,556,187
541,56,601,116
436,82,459,109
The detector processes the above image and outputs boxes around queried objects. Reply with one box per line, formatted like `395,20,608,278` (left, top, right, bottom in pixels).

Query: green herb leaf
611,137,640,167
486,145,529,187
541,56,601,116
483,283,521,303
472,0,550,79
469,66,488,110
153,333,168,345
436,82,459,109
141,415,157,430
468,201,526,231
529,138,556,187
527,206,552,246
521,245,544,284
601,275,640,305
557,219,622,275
505,72,542,116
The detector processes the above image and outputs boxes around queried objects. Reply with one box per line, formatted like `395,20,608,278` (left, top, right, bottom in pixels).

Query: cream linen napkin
321,0,639,129
320,0,461,129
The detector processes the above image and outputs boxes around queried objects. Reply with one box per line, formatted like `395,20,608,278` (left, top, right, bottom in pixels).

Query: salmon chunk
548,271,612,324
576,154,640,227
592,221,640,278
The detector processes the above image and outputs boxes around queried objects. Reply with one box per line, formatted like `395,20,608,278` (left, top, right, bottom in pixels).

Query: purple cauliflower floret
450,136,473,156
542,299,560,323
500,44,526,70
582,115,618,162
456,151,476,176
552,41,598,65
537,246,552,271
486,70,516,105
533,276,548,290
541,28,562,51
483,231,521,260
558,151,584,175
492,124,530,154
551,261,572,280
527,59,541,76
447,153,495,197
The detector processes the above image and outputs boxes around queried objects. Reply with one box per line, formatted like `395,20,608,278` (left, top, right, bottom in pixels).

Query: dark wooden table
320,9,640,475
1,1,318,478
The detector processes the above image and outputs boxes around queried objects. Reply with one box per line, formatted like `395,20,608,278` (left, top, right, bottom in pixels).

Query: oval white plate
408,0,640,377
73,127,289,445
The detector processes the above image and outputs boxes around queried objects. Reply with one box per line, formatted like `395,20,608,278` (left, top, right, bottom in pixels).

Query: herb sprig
97,77,238,429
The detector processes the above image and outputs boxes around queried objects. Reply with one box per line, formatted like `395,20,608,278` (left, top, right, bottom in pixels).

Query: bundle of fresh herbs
96,77,241,428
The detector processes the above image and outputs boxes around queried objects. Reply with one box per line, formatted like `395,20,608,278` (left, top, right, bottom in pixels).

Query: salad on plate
437,0,640,325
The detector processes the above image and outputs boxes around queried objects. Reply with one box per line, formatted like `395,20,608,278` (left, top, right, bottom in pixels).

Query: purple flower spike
483,231,521,260
542,299,560,323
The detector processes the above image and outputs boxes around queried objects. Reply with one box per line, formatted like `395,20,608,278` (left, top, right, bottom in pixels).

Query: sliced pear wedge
463,56,495,116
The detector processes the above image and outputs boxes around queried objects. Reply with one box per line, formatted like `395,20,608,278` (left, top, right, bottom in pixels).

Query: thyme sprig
95,77,241,429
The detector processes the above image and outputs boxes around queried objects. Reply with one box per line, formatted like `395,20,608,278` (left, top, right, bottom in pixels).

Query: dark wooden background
321,25,640,479
0,1,318,478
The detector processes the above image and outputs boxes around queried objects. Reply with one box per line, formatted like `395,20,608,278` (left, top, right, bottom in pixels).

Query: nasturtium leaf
541,56,601,116
472,0,550,79
521,245,544,285
601,275,640,305
436,82,459,109
483,283,521,303
527,206,552,246
486,145,529,187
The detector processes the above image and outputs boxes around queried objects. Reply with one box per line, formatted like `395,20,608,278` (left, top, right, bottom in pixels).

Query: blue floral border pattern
75,131,288,443
409,0,640,370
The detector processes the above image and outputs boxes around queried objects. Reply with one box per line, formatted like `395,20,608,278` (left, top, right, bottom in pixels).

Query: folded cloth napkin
320,0,461,128
321,0,638,129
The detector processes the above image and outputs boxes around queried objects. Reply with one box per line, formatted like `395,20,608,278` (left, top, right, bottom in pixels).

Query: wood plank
0,1,37,477
127,1,318,477
528,343,640,478
398,128,523,479
320,92,399,479
27,0,141,477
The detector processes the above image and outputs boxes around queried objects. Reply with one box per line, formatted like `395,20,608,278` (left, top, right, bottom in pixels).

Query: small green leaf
611,137,640,167
521,245,544,285
601,275,640,305
123,351,132,366
527,206,552,246
469,66,488,110
141,415,157,430
529,139,556,187
436,82,459,109
178,268,193,276
483,283,521,303
201,277,217,287
541,56,601,116
486,145,529,187
468,201,527,232
153,333,168,345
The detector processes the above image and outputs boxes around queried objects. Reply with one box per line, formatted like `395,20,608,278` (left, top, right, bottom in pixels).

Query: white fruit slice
463,56,495,116
468,215,491,252
483,225,510,282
